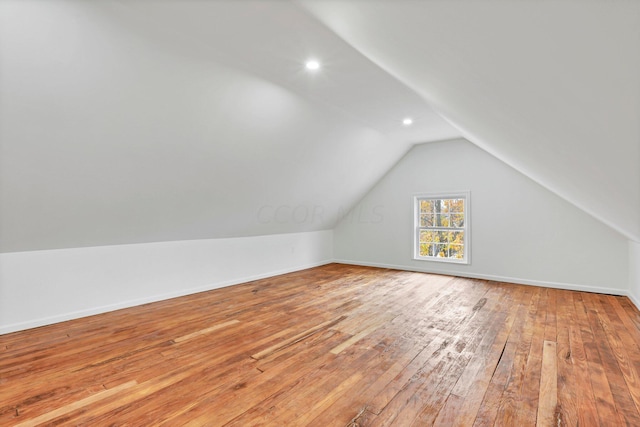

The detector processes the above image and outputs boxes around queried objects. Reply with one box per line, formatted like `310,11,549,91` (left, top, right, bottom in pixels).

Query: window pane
450,213,464,227
436,231,449,243
420,200,434,214
448,244,464,259
445,198,462,214
420,230,437,243
420,214,434,227
434,243,447,257
449,199,464,212
449,231,464,245
419,242,434,257
434,213,450,227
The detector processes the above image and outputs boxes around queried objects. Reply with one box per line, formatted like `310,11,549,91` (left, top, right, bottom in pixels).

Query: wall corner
629,239,640,310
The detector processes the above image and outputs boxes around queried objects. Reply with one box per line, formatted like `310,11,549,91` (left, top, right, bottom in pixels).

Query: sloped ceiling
1,0,639,253
0,0,459,252
302,0,640,242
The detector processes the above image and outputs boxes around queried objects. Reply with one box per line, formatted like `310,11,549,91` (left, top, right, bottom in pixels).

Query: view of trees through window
416,197,466,261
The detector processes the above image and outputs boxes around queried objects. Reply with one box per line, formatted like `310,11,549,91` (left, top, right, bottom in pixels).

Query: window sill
413,256,470,265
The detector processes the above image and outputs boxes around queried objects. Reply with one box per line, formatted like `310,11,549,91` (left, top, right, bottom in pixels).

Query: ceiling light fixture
402,118,413,126
305,59,320,71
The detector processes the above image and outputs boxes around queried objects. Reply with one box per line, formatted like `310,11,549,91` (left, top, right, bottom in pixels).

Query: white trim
0,259,332,335
333,258,629,296
413,191,470,264
3,258,637,334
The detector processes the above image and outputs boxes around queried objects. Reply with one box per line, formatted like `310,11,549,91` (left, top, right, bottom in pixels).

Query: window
414,193,469,264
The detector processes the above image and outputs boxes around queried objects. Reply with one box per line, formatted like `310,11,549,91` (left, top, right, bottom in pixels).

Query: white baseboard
333,258,629,297
0,259,332,335
0,230,335,335
4,253,636,335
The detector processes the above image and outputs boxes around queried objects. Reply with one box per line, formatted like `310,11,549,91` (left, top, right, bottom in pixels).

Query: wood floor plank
511,286,547,426
492,286,542,426
329,313,395,355
471,286,536,426
173,319,241,343
251,316,346,359
409,287,510,425
543,287,558,341
597,296,640,414
431,393,464,427
306,337,420,426
537,340,558,427
566,293,600,426
587,296,640,423
554,290,579,426
367,285,493,425
581,297,640,426
241,344,382,426
365,281,491,416
1,264,639,426
444,312,514,427
13,381,137,427
616,297,640,334
573,292,626,426
605,296,640,351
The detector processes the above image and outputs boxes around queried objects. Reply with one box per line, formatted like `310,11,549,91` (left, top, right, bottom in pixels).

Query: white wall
334,139,629,294
0,231,332,334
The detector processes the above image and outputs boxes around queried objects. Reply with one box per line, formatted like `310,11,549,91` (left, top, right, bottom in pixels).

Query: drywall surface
0,231,332,334
334,139,629,294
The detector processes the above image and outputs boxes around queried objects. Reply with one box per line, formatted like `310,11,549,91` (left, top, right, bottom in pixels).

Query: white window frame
413,192,470,264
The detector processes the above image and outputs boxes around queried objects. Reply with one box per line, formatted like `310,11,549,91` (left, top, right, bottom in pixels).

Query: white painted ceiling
1,0,638,252
0,0,459,252
302,0,640,242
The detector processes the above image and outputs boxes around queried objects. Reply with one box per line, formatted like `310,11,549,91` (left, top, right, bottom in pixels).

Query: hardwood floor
1,263,640,426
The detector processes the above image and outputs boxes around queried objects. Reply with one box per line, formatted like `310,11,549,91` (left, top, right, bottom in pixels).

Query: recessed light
305,59,320,71
402,118,413,126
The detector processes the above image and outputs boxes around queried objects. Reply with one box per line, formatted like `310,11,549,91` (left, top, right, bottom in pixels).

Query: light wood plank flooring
2,264,640,426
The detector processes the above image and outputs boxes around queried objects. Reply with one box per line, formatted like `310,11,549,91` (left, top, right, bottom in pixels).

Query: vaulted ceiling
1,0,638,252
302,0,640,242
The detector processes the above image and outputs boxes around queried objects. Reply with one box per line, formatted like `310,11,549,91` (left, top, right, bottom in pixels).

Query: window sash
414,193,469,264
